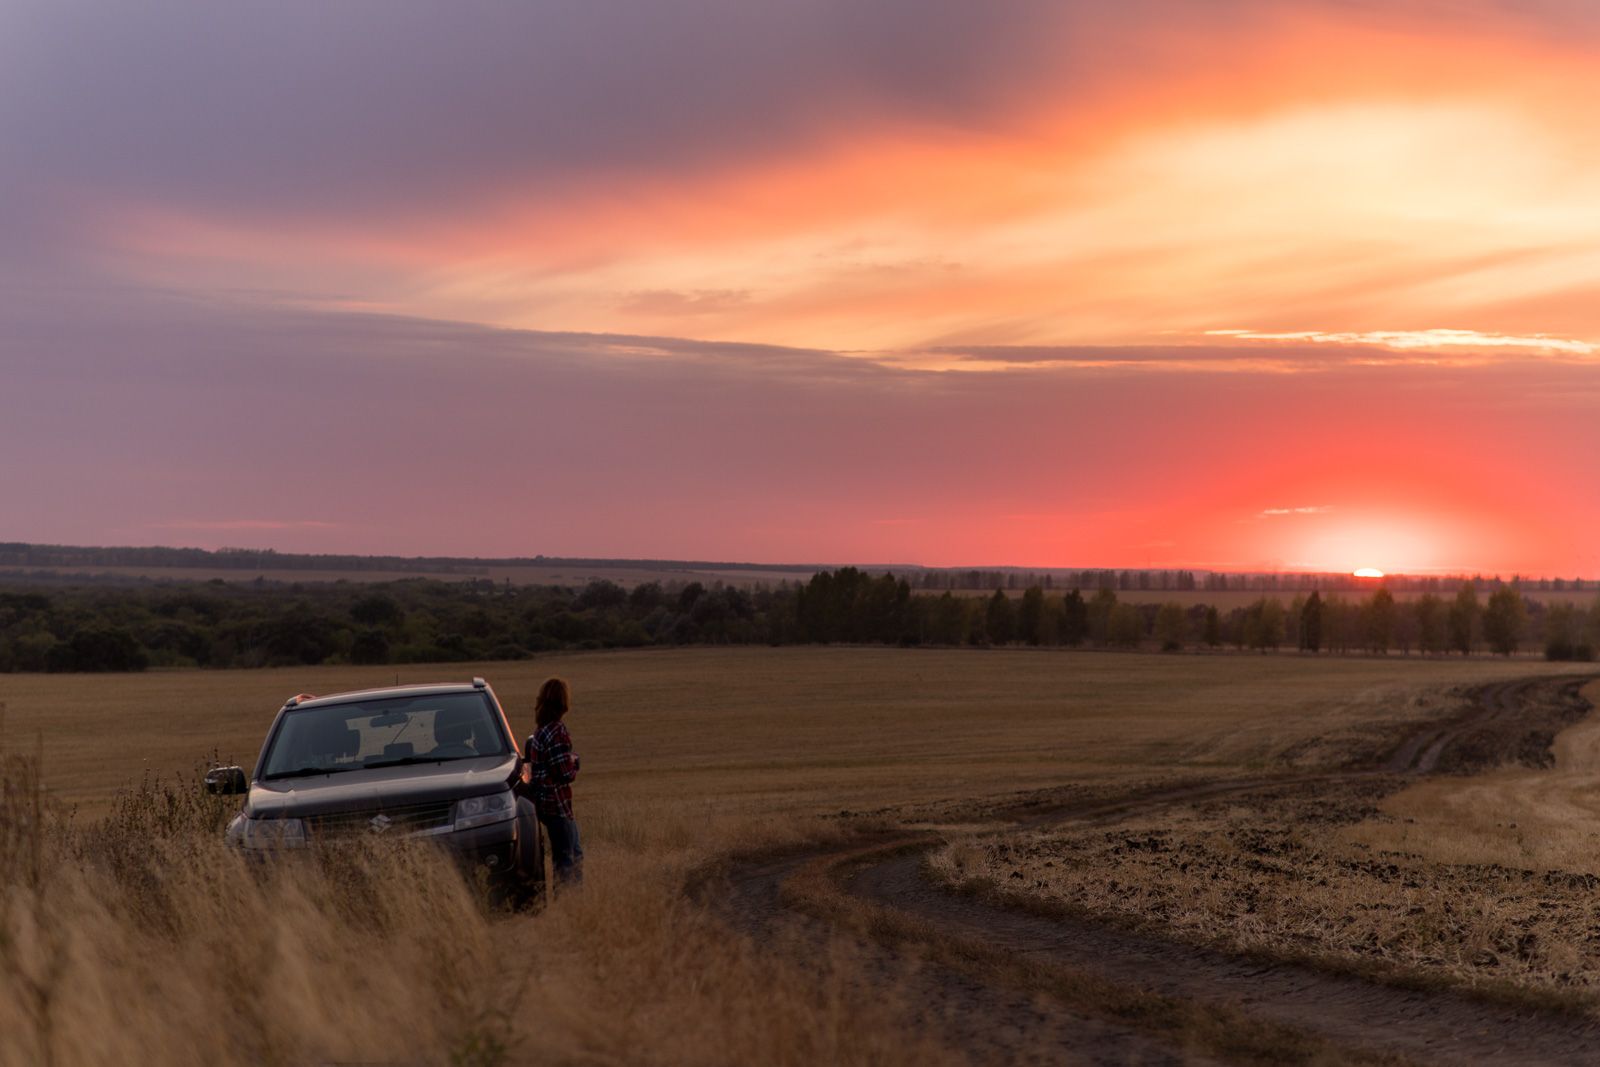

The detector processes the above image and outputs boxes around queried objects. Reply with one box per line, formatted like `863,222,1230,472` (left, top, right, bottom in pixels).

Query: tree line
1,570,1594,673
7,541,1594,596
0,542,815,579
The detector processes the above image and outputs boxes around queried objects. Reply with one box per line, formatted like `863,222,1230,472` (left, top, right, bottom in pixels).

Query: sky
3,0,1600,576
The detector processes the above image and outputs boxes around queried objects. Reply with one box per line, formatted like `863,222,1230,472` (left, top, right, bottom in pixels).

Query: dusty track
712,675,1600,1065
1383,677,1592,775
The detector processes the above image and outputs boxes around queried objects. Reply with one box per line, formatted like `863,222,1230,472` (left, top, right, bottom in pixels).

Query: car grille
304,800,454,838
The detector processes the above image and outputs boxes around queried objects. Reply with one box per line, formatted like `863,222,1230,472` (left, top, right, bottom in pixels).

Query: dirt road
712,675,1600,1065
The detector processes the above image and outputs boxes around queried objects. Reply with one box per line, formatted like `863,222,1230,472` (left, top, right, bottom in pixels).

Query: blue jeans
539,814,583,887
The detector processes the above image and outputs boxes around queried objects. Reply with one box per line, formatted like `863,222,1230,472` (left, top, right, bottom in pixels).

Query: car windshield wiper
361,754,462,770
263,764,358,781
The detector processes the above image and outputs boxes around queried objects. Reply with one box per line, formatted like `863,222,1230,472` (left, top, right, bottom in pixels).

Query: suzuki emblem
369,813,392,833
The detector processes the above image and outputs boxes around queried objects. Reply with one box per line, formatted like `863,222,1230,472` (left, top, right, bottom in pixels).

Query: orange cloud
85,6,1600,360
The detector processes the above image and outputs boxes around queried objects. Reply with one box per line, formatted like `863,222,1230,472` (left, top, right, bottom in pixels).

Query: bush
350,628,391,665
48,627,149,672
1546,639,1597,662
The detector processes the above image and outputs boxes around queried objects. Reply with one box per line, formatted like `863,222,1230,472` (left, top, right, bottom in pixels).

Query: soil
709,674,1600,1065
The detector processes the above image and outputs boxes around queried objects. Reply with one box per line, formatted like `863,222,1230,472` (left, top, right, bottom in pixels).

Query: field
4,648,1579,818
4,648,1599,1065
929,705,1600,1006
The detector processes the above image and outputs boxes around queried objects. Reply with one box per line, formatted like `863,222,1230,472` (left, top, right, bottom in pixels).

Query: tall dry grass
0,744,959,1067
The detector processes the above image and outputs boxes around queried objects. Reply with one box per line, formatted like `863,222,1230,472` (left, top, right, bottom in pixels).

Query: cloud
7,0,1600,358
6,0,1591,226
0,0,1085,224
911,343,1360,371
1259,506,1335,517
618,289,753,317
1208,329,1597,358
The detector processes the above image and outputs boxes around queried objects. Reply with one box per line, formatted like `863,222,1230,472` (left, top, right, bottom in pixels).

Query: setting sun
1353,568,1386,579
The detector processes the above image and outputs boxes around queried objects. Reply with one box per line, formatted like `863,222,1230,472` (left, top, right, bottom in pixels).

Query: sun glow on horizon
1288,512,1456,577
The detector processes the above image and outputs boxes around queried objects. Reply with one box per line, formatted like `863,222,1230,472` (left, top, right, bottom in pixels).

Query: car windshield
261,692,508,780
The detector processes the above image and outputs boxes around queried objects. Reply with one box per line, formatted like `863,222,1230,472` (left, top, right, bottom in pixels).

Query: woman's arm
543,723,580,785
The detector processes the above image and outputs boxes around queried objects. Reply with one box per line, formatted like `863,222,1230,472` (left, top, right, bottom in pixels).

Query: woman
527,677,583,886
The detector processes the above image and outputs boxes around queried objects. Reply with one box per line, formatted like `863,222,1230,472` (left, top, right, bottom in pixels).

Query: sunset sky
4,1,1599,575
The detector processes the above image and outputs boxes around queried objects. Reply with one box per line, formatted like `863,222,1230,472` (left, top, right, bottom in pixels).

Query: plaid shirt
527,720,580,819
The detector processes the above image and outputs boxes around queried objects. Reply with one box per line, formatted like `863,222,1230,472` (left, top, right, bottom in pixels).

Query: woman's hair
534,677,570,727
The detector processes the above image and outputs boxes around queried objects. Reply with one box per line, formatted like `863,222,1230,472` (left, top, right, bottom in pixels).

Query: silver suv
205,677,545,905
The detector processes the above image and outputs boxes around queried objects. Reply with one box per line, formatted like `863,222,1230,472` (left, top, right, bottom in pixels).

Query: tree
629,582,665,611
1037,594,1065,645
263,605,340,665
1299,591,1323,652
986,589,1015,645
1483,587,1527,657
1448,585,1479,655
575,579,628,611
1202,605,1222,648
1154,602,1187,651
50,627,149,672
678,582,707,612
1585,595,1600,660
1364,588,1396,654
351,593,403,627
930,592,967,645
1243,598,1284,651
1018,586,1045,646
1088,589,1118,645
1262,598,1286,650
1108,602,1144,648
1061,589,1088,646
1393,599,1419,655
1544,602,1580,660
1414,593,1445,655
1322,597,1353,653
350,628,391,665
0,628,58,672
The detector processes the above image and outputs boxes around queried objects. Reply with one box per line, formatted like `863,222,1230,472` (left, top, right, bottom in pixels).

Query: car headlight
454,790,516,832
232,815,307,850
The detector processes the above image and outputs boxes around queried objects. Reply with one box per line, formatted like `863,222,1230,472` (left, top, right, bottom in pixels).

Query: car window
262,692,507,778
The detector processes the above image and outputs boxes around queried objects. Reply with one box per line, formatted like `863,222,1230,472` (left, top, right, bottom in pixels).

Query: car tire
509,800,547,912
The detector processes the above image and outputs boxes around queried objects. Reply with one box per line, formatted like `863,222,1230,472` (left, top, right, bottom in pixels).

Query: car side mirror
204,765,248,796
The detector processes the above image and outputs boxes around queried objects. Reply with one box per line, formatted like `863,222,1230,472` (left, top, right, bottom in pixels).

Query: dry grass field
2,648,1594,1066
3,647,1580,819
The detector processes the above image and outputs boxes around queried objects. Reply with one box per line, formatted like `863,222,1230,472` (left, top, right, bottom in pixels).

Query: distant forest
2,568,1595,673
2,541,1595,594
0,542,800,578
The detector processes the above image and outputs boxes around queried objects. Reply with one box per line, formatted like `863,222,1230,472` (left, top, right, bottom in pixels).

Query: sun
1293,514,1442,576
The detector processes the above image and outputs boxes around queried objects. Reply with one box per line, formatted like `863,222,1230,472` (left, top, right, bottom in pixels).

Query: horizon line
2,540,1594,585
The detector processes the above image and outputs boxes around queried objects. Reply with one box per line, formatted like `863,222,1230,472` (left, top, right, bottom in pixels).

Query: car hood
245,755,517,818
